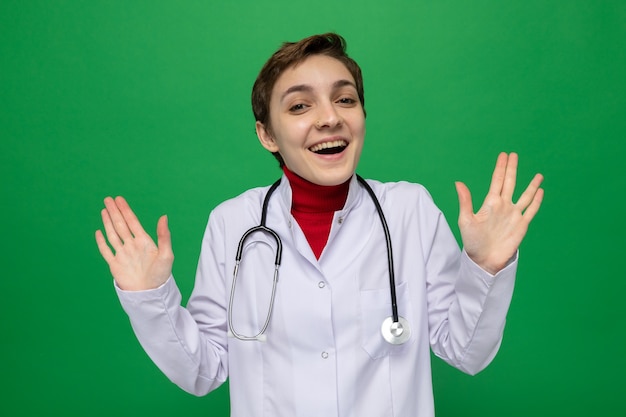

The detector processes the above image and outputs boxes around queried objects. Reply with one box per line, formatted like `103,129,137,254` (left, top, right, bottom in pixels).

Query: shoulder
210,185,271,221
359,178,450,241
358,177,445,224
196,183,279,254
362,178,434,205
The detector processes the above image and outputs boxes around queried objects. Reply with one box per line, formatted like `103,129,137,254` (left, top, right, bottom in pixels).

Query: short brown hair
252,33,366,166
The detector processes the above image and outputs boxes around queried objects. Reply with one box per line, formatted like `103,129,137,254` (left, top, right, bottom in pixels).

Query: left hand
455,152,544,274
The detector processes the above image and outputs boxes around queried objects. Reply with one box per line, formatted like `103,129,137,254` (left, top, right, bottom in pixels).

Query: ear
256,121,280,153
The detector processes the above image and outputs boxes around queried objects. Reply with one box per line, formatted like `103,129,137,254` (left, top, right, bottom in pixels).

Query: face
256,54,366,186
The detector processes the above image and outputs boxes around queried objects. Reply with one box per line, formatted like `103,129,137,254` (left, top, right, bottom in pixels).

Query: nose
315,102,343,129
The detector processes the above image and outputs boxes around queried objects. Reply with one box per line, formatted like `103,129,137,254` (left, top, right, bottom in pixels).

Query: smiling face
256,54,366,186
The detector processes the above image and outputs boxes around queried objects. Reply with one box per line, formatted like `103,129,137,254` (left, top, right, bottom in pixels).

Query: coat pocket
359,281,415,359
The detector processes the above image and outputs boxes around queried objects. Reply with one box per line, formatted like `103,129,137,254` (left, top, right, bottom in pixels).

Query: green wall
2,1,624,416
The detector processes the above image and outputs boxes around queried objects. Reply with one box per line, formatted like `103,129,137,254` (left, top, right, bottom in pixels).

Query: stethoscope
228,175,411,345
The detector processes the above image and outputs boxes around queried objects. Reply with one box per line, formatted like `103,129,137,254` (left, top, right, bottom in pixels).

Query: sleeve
115,212,229,396
424,203,518,376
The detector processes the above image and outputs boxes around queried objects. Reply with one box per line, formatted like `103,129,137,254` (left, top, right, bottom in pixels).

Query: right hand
95,196,174,291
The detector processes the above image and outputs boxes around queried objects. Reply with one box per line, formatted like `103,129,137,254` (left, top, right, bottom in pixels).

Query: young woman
96,33,544,416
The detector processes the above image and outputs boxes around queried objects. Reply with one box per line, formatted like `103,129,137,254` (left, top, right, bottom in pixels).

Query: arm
425,211,518,375
95,197,228,395
428,153,543,374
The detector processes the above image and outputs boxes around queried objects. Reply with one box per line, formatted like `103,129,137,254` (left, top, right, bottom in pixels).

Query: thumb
156,215,173,257
455,181,474,222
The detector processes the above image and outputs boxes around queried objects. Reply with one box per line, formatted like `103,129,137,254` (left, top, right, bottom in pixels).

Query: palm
95,196,174,291
456,153,544,274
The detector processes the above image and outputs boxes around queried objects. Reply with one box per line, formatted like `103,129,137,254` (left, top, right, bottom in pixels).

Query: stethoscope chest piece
381,316,411,345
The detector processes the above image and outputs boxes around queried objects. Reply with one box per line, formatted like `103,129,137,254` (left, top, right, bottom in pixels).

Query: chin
315,171,354,186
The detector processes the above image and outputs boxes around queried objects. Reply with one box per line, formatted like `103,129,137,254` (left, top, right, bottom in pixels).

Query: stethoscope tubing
356,175,400,324
229,180,282,341
228,175,408,344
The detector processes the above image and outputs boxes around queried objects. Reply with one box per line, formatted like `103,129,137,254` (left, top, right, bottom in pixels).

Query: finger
101,207,124,249
521,187,544,223
95,229,115,263
455,181,474,222
516,173,544,209
114,196,148,238
501,152,518,200
156,215,174,259
103,196,133,242
487,152,509,196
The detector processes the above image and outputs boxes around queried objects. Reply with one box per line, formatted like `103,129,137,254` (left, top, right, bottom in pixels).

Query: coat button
318,281,326,288
321,351,329,359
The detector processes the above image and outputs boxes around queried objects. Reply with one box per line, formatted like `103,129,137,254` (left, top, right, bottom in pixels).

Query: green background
2,0,624,416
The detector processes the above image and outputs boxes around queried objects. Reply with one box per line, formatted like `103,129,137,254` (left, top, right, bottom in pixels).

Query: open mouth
309,140,348,155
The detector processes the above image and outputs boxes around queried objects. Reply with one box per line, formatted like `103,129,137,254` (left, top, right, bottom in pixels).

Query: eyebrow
279,79,357,103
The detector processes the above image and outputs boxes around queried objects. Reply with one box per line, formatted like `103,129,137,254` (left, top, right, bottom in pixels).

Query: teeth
309,140,347,152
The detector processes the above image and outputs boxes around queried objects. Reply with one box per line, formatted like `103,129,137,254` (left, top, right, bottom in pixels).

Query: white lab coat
116,174,517,417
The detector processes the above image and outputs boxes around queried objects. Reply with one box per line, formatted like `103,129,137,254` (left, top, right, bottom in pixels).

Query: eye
337,97,357,106
288,103,308,113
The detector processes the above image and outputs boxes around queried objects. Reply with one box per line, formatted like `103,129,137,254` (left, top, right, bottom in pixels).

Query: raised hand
455,152,544,275
95,196,174,291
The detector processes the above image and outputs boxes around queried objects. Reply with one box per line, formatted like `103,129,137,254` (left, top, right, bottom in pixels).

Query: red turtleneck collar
283,166,350,259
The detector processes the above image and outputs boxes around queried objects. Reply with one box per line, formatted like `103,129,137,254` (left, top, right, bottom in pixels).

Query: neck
282,166,350,212
282,166,350,258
